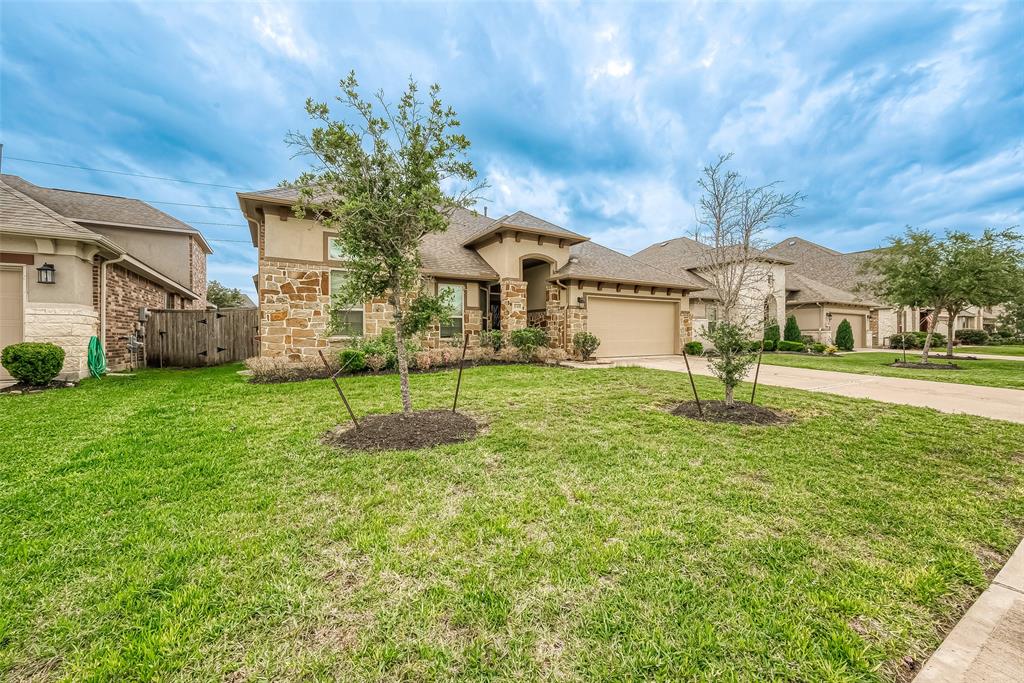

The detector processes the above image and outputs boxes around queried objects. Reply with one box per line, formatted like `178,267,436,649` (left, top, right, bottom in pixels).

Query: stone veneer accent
544,283,565,348
499,278,527,332
23,304,99,380
105,263,167,369
679,309,693,345
188,236,207,308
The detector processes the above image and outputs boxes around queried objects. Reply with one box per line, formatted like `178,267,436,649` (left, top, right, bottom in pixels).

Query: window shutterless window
327,235,347,261
438,283,464,339
329,270,364,336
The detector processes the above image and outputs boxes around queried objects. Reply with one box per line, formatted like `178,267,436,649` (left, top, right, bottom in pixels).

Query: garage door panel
1,267,24,382
587,297,677,357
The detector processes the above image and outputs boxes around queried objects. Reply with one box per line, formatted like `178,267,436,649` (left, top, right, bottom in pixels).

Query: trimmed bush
835,319,855,351
509,327,548,361
764,319,781,345
778,340,806,352
954,329,989,345
684,341,703,355
889,332,917,349
1,342,65,385
337,349,367,373
825,344,838,355
572,331,600,361
762,339,776,352
480,329,504,352
810,342,827,353
783,315,801,342
889,330,947,349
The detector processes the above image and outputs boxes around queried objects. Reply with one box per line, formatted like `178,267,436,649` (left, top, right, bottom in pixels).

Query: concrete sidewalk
915,539,1024,682
606,356,1024,423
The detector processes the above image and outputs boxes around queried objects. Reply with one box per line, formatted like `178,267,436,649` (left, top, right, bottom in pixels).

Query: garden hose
87,336,107,378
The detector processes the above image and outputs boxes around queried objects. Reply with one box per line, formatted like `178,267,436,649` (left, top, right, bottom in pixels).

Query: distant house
0,175,211,379
237,186,707,360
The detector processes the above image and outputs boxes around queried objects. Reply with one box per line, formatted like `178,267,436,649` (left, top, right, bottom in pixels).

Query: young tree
783,315,801,342
834,319,854,351
705,322,757,405
287,72,481,414
206,280,246,308
693,154,802,327
936,229,1022,357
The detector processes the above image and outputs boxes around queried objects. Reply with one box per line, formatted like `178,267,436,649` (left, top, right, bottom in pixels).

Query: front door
0,266,25,382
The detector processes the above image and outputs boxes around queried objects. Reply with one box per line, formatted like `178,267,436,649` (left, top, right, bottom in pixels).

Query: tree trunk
945,308,958,358
391,290,413,414
921,311,937,363
724,383,734,406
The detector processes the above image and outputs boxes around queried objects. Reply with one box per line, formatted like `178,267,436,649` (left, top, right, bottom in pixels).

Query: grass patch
1,364,1023,680
954,345,1024,357
759,351,1024,389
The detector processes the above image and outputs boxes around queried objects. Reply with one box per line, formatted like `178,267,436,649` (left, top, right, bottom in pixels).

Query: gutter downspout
100,254,128,352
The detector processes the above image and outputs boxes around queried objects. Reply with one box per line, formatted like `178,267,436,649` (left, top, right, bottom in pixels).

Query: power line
186,220,250,227
144,199,242,211
209,238,253,244
4,156,252,190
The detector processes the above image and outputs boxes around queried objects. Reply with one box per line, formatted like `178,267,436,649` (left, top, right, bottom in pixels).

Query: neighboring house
632,237,790,346
237,187,706,359
0,175,211,379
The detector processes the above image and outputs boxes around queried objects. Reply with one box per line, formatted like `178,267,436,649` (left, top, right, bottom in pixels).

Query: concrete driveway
608,355,1024,423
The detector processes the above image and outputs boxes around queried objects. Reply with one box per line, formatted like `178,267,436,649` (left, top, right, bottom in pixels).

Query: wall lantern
826,311,833,326
36,263,56,284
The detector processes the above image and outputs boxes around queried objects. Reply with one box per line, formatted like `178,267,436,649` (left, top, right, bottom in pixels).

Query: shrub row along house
0,174,210,380
240,185,1005,360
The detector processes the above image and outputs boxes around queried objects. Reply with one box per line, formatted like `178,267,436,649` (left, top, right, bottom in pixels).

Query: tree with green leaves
286,72,482,414
705,322,757,405
783,315,801,342
206,280,246,309
763,319,780,344
935,229,1022,357
834,319,854,351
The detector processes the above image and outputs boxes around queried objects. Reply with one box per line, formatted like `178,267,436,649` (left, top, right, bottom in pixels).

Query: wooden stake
318,349,359,430
681,348,703,418
452,331,470,413
750,339,765,404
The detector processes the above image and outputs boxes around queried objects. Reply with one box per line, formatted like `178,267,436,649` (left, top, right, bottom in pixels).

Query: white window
327,235,347,261
439,283,464,339
707,303,718,333
329,270,364,337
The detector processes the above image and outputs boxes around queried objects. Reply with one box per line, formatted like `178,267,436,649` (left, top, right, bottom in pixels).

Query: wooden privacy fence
145,308,258,368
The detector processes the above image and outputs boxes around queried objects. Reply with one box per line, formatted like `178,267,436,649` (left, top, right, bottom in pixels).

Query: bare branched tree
692,154,803,328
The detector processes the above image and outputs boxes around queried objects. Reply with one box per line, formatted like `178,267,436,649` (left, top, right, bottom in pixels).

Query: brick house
237,186,707,360
0,175,211,380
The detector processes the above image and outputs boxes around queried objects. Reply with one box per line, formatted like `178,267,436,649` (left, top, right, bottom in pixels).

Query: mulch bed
0,380,78,395
322,409,479,452
668,400,793,426
888,361,962,370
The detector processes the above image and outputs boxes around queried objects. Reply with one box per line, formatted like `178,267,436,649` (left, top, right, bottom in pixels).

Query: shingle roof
420,208,499,279
786,272,880,306
767,236,882,303
0,176,117,245
2,174,211,252
556,241,707,289
461,210,586,246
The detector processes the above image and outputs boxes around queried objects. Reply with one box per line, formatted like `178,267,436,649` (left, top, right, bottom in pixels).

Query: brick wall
104,263,167,369
188,236,207,309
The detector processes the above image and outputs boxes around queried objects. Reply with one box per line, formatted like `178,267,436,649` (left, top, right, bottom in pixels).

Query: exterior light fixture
826,311,833,327
37,263,56,284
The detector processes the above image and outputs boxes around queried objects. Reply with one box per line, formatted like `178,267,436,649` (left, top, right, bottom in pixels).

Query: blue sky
2,1,1022,298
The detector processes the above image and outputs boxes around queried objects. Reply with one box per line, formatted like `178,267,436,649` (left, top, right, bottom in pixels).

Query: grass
955,345,1024,357
1,364,1023,681
758,351,1024,389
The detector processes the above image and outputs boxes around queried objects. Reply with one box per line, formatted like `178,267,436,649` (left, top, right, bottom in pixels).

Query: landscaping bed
889,361,962,370
322,410,479,451
668,399,792,425
2,364,1023,680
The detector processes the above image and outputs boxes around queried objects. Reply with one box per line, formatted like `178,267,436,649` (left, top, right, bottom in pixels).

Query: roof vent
787,240,796,246
660,241,670,247
568,256,579,264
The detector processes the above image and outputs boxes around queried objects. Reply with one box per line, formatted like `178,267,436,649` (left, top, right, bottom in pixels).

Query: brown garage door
586,296,677,357
835,314,865,348
1,267,25,381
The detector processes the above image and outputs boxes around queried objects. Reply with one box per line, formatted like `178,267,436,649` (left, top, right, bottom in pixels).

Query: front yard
758,351,1024,389
955,345,1024,357
2,365,1023,681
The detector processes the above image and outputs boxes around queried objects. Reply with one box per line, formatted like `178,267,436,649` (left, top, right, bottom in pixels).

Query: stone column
545,283,565,349
499,278,527,332
679,309,693,346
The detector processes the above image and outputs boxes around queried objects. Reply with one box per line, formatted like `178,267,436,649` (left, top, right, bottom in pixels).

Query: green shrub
778,340,805,352
835,319,855,351
509,327,548,361
889,332,918,349
810,342,827,353
764,319,781,344
337,349,366,373
1,342,65,385
572,331,600,361
480,329,504,352
783,315,801,342
762,339,776,352
684,341,703,355
348,328,419,370
954,329,989,345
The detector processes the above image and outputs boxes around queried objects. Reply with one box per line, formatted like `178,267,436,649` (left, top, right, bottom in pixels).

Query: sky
2,1,1022,298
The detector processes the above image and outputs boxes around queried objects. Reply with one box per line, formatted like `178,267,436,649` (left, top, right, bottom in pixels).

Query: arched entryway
521,256,553,328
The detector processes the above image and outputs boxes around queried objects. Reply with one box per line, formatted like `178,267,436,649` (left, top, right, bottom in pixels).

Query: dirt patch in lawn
322,410,479,452
668,400,793,426
0,380,78,395
888,361,962,370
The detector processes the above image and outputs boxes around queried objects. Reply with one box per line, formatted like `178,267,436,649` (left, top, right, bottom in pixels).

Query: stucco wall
263,213,330,263
0,235,96,307
523,262,550,311
88,225,191,286
474,234,569,280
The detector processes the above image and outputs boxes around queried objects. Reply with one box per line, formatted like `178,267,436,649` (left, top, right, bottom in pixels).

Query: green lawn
955,345,1024,357
2,365,1023,681
759,351,1024,389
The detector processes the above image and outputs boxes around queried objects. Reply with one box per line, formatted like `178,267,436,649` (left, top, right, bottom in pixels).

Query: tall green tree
783,315,801,342
834,319,854,351
286,72,481,414
206,280,246,308
936,229,1022,356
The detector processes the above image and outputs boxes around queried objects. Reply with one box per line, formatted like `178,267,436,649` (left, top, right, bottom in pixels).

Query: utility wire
4,156,252,190
144,199,242,211
186,220,250,227
209,238,253,244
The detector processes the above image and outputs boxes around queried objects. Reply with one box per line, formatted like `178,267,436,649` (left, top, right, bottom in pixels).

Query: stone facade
544,283,566,348
258,258,332,361
105,263,167,370
23,304,99,380
188,236,207,308
679,309,693,344
499,278,527,332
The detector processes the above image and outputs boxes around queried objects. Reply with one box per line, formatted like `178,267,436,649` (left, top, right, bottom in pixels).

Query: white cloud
251,4,319,66
485,163,571,225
